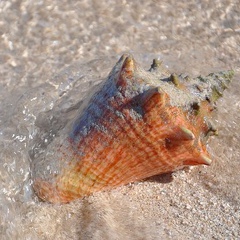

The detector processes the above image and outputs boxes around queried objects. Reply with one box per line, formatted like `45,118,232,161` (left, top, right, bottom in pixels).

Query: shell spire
32,54,233,203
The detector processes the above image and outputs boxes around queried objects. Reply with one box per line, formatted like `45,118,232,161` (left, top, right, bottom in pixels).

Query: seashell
32,54,233,203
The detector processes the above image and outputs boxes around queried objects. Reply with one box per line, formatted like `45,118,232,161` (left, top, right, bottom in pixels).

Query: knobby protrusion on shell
170,73,180,87
150,59,162,70
32,54,233,203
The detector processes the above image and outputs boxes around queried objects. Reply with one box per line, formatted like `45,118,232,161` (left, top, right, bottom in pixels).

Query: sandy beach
0,1,239,239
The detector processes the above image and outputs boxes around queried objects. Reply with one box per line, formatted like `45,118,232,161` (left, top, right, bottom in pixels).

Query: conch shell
32,54,233,203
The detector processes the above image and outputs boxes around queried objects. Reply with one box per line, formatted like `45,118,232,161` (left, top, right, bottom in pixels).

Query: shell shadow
145,172,173,184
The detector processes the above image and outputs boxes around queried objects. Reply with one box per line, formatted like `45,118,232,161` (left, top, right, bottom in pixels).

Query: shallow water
0,0,240,239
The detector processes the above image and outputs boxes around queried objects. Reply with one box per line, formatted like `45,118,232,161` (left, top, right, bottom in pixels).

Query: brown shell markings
33,54,233,203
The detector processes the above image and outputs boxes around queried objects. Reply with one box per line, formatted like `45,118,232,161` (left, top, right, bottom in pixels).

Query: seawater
0,57,116,238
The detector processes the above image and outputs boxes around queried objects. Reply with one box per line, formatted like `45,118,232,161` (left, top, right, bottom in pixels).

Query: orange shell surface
33,54,232,203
